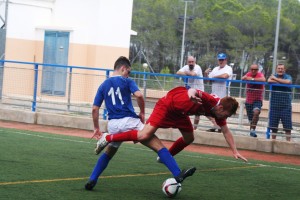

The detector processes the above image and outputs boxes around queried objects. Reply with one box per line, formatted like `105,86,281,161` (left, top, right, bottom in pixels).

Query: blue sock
90,153,111,181
158,148,181,177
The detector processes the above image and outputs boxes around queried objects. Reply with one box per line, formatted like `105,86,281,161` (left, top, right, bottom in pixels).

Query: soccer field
0,127,300,200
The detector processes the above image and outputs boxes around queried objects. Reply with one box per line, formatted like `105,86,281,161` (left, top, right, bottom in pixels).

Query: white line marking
4,130,300,171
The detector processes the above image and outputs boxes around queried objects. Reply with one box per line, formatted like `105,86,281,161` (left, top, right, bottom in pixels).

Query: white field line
2,129,300,172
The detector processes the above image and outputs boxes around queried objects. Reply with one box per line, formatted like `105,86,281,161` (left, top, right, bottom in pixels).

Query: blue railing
1,60,300,140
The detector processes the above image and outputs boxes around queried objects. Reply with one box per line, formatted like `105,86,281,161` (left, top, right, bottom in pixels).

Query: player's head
212,97,238,119
114,56,131,77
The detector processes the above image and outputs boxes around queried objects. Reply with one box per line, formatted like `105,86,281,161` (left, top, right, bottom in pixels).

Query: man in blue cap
204,53,233,132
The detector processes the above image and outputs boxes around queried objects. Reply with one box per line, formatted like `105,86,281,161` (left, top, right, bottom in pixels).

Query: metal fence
1,60,300,141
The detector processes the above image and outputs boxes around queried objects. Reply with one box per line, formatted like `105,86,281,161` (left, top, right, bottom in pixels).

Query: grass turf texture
0,127,300,200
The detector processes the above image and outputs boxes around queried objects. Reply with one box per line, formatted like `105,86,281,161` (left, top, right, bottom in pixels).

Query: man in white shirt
177,56,204,91
204,53,233,132
205,53,233,98
177,56,204,129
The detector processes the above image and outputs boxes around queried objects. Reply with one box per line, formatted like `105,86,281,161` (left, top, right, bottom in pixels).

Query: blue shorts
269,106,292,132
245,101,262,122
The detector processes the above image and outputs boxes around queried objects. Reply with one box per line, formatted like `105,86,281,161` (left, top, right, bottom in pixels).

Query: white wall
6,0,133,48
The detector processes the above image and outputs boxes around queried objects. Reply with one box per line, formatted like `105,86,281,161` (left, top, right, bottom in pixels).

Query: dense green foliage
130,0,300,84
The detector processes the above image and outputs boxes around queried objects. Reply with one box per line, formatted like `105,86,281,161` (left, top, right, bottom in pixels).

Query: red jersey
245,72,265,104
147,87,226,132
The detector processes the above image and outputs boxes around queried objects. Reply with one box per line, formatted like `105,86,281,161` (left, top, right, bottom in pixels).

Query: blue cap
217,53,227,60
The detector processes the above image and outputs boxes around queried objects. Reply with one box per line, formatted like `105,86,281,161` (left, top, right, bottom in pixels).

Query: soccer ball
162,178,182,198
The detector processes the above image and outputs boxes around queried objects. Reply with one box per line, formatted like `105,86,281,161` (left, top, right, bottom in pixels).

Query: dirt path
1,120,300,166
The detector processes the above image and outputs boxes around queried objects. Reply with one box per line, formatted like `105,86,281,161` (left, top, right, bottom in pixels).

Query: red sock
169,137,188,156
105,130,138,142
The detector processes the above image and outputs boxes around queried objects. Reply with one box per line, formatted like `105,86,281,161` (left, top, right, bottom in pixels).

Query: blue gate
42,31,70,96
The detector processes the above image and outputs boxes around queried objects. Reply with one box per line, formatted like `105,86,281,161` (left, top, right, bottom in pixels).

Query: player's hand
139,112,145,123
234,152,248,162
91,129,101,140
190,95,202,105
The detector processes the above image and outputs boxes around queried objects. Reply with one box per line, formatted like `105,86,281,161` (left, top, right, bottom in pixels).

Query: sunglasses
218,59,225,61
251,69,258,71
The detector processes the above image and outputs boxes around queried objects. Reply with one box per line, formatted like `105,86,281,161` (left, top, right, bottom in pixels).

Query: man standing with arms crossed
242,64,266,137
268,64,293,141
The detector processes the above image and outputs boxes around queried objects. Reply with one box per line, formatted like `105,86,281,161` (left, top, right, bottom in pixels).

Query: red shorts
146,98,193,133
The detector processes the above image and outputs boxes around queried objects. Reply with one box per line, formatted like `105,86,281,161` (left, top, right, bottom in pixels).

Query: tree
130,0,300,82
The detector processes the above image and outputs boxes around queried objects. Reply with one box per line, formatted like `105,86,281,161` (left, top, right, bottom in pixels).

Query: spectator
267,64,293,141
176,56,204,90
241,64,266,137
204,53,233,132
177,56,204,130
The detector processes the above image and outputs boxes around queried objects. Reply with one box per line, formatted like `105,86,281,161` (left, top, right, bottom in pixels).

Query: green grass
0,127,300,200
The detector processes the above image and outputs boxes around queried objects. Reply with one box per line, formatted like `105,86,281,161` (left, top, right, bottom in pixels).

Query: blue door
42,31,69,96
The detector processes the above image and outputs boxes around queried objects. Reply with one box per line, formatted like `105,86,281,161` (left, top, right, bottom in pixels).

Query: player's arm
221,125,248,162
91,85,105,139
133,90,145,123
91,105,101,139
187,88,202,104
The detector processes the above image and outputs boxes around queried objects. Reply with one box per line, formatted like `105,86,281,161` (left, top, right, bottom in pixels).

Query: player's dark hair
220,97,238,115
114,56,131,70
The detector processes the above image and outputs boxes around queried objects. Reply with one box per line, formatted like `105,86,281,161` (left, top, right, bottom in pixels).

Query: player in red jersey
96,86,247,162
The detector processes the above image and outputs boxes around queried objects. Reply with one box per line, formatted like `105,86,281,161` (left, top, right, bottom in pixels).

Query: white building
0,0,135,105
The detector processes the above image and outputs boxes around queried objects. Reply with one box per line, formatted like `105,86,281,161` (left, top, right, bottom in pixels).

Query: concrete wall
0,107,299,156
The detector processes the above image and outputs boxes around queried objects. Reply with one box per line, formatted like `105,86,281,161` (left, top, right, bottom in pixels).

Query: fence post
32,64,38,112
0,60,4,100
238,99,245,128
226,79,231,96
143,71,147,99
184,77,188,88
67,67,73,111
102,70,110,120
266,85,273,139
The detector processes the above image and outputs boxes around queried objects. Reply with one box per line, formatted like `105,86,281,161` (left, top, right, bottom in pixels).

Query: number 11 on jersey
108,87,124,105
